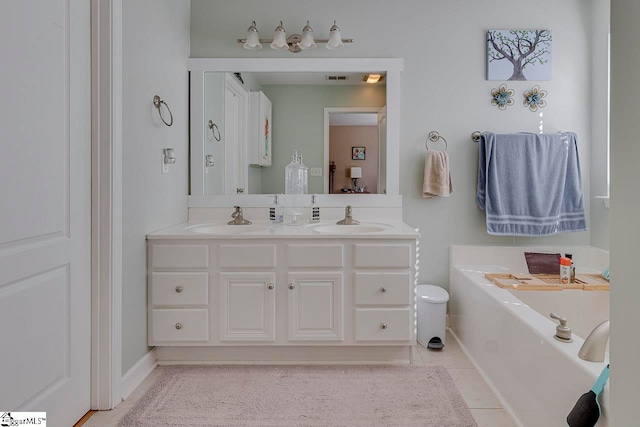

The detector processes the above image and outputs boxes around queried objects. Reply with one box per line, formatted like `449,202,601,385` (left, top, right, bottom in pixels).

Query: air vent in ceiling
325,75,349,81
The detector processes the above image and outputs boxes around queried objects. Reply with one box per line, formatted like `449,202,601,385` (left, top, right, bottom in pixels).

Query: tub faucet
579,320,609,362
228,206,252,225
337,205,360,225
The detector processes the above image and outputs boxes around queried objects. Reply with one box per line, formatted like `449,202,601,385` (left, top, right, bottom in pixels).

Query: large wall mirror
189,58,402,205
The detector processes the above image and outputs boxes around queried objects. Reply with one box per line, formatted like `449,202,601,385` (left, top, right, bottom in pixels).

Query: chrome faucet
579,320,609,362
337,205,360,225
228,206,252,225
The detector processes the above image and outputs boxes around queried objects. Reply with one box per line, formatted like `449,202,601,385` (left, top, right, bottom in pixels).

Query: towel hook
471,131,483,143
153,95,174,127
426,131,448,151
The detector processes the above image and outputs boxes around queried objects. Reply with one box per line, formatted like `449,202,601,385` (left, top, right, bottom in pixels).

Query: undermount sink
186,224,269,234
310,223,391,234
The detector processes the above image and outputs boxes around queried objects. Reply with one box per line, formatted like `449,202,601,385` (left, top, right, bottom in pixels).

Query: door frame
90,0,123,410
323,107,381,194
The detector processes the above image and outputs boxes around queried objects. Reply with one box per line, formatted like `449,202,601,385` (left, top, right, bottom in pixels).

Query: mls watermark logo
1,412,47,426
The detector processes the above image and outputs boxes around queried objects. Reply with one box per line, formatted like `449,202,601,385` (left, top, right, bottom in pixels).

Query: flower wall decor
523,85,548,111
491,84,514,110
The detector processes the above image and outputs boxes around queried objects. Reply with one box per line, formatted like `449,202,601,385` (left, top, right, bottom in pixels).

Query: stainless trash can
416,284,449,349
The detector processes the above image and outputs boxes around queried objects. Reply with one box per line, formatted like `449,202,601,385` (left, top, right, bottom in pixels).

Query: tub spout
578,320,609,362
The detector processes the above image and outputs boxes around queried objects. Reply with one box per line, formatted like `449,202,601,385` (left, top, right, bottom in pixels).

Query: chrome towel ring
208,120,221,142
153,95,174,127
426,131,448,151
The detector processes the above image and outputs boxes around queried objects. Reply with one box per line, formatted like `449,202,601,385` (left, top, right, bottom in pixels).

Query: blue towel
477,132,587,236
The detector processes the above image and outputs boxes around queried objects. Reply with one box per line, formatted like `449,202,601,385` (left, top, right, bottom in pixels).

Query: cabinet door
219,272,276,342
287,272,343,342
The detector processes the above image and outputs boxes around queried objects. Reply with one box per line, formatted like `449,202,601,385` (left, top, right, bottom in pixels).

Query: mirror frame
188,58,403,207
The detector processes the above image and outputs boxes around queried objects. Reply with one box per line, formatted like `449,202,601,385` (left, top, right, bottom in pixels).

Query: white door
0,1,91,425
287,272,344,341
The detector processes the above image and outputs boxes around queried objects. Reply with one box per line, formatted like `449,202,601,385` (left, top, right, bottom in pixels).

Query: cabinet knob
175,323,183,330
380,323,388,330
175,285,183,293
380,287,387,293
288,283,295,290
267,283,274,290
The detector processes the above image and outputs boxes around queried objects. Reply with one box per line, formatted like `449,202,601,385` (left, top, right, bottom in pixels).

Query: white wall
610,1,640,424
191,0,604,287
122,0,190,373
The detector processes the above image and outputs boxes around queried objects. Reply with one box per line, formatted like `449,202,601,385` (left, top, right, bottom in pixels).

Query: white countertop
147,220,420,240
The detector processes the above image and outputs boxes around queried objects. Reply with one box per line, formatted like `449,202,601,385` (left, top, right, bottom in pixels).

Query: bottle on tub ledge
560,257,572,284
565,253,576,283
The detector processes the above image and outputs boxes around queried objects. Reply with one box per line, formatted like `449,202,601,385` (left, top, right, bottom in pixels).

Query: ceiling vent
325,75,349,81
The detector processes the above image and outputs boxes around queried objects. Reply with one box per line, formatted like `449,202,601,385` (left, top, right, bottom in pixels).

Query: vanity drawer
354,272,411,305
219,244,276,268
151,272,208,306
151,309,209,342
353,244,411,268
151,244,209,269
354,308,411,342
285,244,343,268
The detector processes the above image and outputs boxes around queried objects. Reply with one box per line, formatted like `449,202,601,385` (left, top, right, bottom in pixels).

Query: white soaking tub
449,245,610,427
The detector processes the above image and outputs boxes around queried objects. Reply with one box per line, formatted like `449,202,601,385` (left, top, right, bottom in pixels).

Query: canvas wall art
487,30,552,81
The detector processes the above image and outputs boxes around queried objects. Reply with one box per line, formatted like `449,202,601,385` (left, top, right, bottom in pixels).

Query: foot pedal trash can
416,284,449,349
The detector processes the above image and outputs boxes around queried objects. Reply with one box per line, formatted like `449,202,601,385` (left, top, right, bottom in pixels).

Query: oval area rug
119,365,477,426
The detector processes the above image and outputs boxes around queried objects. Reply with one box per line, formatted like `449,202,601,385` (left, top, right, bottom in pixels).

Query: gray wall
191,0,608,287
122,0,190,373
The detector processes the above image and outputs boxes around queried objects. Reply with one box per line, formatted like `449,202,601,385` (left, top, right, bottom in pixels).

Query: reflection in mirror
200,71,386,195
326,109,385,194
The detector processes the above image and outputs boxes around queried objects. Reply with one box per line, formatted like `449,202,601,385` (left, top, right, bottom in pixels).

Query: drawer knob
288,283,295,290
380,287,387,293
267,283,274,290
380,323,388,330
175,323,183,330
175,285,183,293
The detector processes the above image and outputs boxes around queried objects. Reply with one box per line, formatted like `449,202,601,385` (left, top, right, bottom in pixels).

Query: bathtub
449,245,610,427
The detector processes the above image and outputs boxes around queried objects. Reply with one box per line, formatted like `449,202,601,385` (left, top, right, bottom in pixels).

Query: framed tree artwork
487,30,552,81
352,146,365,160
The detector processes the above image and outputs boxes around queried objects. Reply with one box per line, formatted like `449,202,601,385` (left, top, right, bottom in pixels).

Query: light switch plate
310,167,322,177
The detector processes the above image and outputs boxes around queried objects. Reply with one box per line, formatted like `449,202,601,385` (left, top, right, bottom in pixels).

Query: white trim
188,194,403,208
120,349,158,401
188,58,404,73
189,70,205,195
90,0,123,410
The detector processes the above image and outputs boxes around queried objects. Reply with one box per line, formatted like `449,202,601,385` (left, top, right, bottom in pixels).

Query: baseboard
120,348,158,401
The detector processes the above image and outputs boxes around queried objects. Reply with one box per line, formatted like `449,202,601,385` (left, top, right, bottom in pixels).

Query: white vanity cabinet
148,244,210,344
147,233,417,363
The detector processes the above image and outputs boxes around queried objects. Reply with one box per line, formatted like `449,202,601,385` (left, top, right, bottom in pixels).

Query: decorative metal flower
491,84,515,110
523,85,548,111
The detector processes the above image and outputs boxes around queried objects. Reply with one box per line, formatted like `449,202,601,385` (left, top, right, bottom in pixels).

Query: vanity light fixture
238,20,352,53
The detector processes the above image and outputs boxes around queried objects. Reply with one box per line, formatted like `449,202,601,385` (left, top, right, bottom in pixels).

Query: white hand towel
423,150,452,198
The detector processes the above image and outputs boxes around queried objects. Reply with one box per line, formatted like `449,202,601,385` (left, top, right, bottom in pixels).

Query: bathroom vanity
147,221,418,364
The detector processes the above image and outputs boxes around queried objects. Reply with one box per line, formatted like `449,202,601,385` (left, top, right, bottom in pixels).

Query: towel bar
471,131,482,142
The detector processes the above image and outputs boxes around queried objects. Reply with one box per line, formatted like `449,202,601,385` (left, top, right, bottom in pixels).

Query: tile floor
83,331,517,427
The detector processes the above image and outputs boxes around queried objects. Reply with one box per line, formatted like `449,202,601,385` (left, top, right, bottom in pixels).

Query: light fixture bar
237,37,354,53
238,20,352,54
